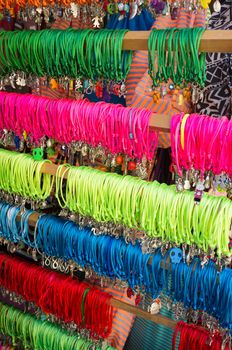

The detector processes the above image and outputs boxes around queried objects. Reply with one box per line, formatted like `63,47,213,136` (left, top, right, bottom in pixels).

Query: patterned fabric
124,294,178,350
106,8,154,31
125,10,207,148
86,283,134,350
196,0,232,117
105,287,135,350
149,147,173,184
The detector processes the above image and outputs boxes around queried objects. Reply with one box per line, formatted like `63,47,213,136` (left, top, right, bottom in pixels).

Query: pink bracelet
171,113,232,176
0,91,158,162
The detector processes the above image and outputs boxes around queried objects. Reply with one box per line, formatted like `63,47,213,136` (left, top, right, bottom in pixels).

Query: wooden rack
123,30,232,52
14,210,176,330
149,113,171,132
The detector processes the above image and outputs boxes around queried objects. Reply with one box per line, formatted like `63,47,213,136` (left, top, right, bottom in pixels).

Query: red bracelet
0,253,113,339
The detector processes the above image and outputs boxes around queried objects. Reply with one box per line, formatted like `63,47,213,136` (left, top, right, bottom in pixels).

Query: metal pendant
148,298,162,314
129,2,138,19
213,0,221,12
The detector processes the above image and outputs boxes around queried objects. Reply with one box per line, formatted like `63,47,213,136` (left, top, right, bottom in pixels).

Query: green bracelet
0,149,54,200
148,27,206,87
55,165,232,256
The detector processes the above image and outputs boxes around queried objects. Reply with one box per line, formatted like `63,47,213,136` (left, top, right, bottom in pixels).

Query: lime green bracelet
0,149,54,200
55,165,232,256
0,301,116,350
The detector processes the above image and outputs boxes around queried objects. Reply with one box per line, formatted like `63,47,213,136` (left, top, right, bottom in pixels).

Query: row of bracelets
0,302,115,350
0,252,114,340
1,93,232,179
0,149,231,256
0,202,231,330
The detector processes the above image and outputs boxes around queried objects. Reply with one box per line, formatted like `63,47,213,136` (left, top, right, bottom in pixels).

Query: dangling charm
127,287,134,298
81,144,88,157
129,2,138,19
148,298,162,314
135,293,141,306
194,181,204,204
204,174,211,190
176,178,184,192
184,171,191,190
191,87,199,104
75,79,83,92
32,248,38,261
92,15,101,28
170,247,183,264
153,91,160,103
213,0,221,12
32,148,44,161
160,84,167,98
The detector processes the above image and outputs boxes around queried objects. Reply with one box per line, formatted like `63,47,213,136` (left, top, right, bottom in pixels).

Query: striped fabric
35,77,75,99
50,14,94,29
84,278,135,350
124,294,178,350
50,18,71,29
125,10,207,148
105,286,135,350
126,50,149,106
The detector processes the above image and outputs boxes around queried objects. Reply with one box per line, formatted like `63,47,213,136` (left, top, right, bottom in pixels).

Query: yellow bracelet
180,114,190,150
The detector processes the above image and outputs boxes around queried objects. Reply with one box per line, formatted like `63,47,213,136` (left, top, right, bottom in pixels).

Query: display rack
1,29,232,336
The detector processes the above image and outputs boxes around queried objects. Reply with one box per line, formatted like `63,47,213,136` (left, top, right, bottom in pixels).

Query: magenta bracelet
171,113,232,176
0,92,158,162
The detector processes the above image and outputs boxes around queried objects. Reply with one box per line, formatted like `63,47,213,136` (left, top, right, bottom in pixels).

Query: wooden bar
122,30,232,53
149,113,171,132
111,299,177,330
41,163,67,177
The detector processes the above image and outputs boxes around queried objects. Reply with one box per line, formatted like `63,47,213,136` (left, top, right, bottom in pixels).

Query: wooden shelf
42,162,68,177
123,30,232,53
111,299,176,330
149,113,171,132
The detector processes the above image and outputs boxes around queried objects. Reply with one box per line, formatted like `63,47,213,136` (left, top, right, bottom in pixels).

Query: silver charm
70,2,78,18
176,178,184,192
148,298,162,314
213,0,221,12
92,16,101,28
129,2,138,19
118,3,124,11
204,174,211,189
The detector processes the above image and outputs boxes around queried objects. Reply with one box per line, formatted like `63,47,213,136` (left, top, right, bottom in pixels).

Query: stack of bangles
0,253,113,339
171,113,232,177
148,28,206,87
172,321,231,350
0,92,158,162
0,149,231,256
0,29,132,83
0,204,231,329
0,149,54,200
0,302,115,350
55,164,232,257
